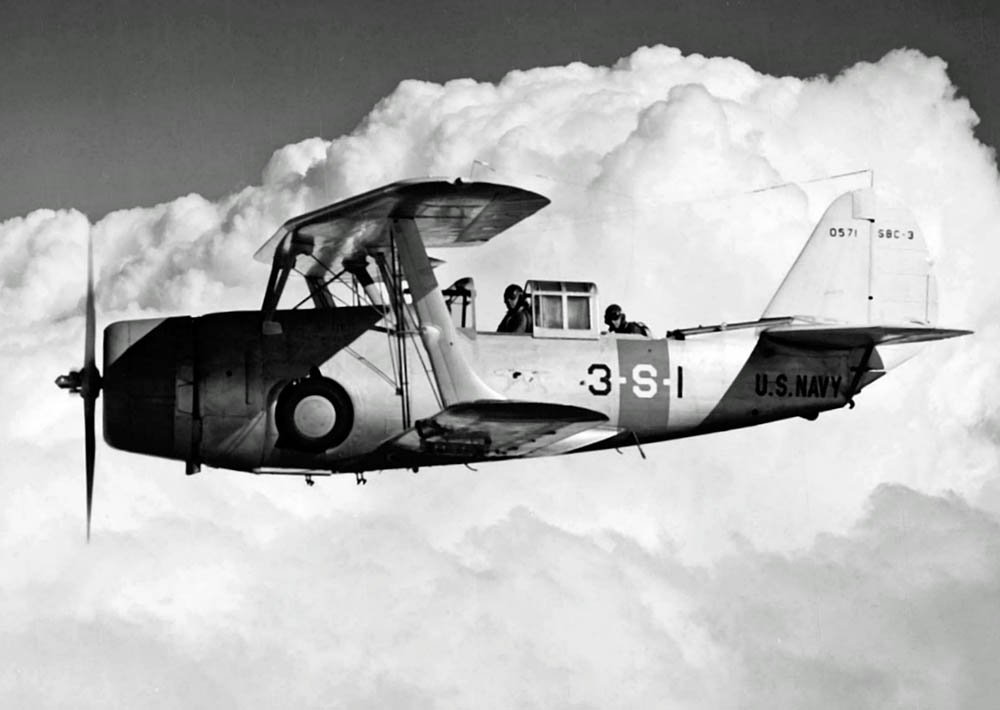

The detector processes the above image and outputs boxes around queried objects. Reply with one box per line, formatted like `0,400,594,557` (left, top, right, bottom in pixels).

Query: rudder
763,189,936,326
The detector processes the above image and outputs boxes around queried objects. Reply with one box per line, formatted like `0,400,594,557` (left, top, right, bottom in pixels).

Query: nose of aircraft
102,317,198,462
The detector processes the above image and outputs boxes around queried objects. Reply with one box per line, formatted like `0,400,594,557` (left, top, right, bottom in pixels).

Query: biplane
57,178,971,536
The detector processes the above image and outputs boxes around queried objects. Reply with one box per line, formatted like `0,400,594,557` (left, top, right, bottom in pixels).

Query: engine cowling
102,308,381,471
102,316,197,461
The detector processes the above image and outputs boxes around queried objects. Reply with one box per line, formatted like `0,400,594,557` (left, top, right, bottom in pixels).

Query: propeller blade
57,229,103,539
82,229,100,540
85,395,95,541
85,230,95,373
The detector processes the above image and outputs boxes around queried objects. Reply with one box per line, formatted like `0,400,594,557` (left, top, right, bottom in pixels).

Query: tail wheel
275,376,353,452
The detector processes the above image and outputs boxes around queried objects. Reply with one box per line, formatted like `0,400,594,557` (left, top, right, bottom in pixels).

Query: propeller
55,231,102,540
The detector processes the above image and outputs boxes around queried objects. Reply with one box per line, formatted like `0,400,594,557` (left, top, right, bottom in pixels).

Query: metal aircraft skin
58,178,971,530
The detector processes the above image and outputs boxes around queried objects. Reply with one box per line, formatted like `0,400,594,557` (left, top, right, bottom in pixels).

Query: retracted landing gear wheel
275,376,353,452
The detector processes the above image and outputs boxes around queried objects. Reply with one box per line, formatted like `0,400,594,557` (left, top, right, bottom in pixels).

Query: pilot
497,283,532,333
604,303,650,336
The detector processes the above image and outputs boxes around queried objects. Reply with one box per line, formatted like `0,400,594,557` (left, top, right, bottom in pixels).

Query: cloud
703,484,1000,709
4,486,998,708
3,44,1000,707
0,209,90,324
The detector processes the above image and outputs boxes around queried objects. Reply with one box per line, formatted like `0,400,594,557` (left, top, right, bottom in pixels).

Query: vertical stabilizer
763,189,936,326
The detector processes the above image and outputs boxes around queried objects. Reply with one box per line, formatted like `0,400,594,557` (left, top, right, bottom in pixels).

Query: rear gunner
604,304,650,336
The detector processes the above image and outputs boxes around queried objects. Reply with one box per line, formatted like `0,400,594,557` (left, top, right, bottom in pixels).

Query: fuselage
102,307,872,474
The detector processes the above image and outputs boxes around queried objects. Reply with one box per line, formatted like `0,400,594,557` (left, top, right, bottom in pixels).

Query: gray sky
1,0,998,219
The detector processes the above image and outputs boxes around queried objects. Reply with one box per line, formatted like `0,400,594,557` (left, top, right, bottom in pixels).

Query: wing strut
388,235,412,428
305,275,336,309
261,235,295,334
391,218,502,405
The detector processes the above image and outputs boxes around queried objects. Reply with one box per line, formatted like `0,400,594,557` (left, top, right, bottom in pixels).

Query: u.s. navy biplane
58,179,971,536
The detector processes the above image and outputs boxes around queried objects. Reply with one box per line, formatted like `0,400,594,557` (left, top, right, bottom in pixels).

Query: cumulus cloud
4,486,998,708
3,45,1000,707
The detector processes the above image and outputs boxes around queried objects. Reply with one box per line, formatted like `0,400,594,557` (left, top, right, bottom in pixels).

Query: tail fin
763,189,936,326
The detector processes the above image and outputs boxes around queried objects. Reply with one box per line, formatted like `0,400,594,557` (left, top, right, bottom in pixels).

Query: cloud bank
3,46,1000,707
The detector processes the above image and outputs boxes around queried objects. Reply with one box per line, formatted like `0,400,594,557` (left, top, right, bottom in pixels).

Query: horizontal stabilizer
762,323,972,349
382,400,612,459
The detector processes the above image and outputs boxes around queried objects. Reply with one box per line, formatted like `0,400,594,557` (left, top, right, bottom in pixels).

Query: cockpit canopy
443,277,600,339
525,280,599,339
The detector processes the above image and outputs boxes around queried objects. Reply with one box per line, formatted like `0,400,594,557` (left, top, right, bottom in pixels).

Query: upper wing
253,178,549,280
379,400,620,461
